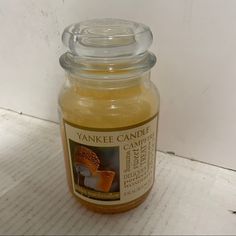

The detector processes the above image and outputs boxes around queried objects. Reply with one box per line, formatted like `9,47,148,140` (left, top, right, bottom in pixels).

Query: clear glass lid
60,18,156,79
62,18,153,58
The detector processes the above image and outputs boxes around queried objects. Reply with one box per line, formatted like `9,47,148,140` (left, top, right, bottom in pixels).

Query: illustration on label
68,141,120,201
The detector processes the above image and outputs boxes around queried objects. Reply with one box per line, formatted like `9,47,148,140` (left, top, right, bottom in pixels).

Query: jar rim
60,51,156,79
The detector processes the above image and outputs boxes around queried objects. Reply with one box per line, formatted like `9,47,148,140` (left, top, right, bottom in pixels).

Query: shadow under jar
58,18,160,213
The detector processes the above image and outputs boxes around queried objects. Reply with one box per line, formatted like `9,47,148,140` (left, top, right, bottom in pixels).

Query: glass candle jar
58,19,160,213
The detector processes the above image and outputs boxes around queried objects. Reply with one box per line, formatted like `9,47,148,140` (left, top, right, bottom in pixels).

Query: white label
64,115,158,205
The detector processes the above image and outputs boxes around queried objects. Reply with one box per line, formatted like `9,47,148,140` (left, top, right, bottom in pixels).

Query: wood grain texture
0,109,235,235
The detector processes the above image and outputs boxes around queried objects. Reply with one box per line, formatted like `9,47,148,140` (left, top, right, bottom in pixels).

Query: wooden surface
0,109,236,235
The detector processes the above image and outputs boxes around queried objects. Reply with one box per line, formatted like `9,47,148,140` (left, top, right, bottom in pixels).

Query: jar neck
60,51,156,80
66,72,152,100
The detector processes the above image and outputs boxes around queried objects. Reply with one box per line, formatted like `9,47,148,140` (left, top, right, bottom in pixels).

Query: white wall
0,0,236,170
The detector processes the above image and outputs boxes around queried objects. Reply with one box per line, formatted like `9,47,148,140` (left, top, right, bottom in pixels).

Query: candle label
64,114,158,205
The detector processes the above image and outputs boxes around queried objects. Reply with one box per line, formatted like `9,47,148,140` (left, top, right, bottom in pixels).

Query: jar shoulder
58,82,159,128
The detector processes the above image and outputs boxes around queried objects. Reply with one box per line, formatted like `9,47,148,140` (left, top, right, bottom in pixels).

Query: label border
63,114,158,205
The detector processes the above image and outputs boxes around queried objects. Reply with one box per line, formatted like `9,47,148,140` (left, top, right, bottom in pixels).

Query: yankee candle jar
58,18,160,213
